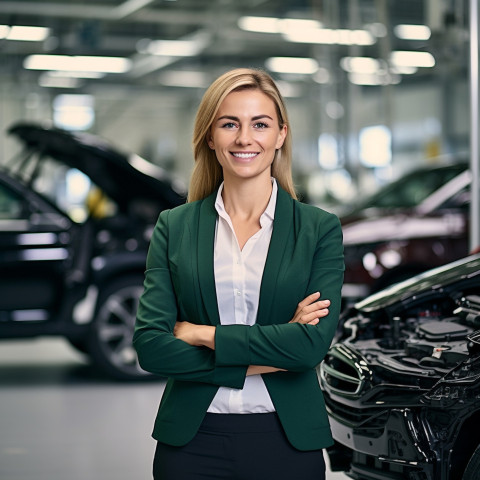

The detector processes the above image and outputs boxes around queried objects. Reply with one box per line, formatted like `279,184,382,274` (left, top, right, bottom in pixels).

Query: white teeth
232,152,257,158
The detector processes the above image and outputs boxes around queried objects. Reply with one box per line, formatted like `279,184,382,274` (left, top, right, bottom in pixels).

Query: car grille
324,394,389,431
320,343,371,396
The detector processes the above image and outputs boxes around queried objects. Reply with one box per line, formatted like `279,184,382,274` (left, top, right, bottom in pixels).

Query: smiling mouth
231,152,258,159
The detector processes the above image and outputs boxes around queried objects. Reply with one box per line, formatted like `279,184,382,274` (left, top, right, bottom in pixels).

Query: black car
319,253,480,479
0,122,185,379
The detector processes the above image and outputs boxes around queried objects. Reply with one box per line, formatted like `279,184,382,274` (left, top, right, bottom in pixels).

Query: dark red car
341,163,470,302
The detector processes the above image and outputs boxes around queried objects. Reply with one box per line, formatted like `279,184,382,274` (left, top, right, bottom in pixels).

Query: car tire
87,275,155,380
463,444,480,479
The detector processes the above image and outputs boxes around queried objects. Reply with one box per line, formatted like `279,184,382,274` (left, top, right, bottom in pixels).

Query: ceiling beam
0,2,234,25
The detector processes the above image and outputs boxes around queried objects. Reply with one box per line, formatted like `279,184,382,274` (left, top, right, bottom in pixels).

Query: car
319,252,480,480
0,122,185,379
341,162,471,302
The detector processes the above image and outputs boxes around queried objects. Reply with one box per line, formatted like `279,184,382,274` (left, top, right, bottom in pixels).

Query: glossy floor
0,339,349,480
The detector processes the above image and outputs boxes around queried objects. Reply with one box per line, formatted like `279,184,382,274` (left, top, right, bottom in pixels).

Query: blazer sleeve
133,210,247,388
214,212,344,372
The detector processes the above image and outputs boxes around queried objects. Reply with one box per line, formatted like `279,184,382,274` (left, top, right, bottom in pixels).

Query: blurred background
0,0,471,205
0,1,478,479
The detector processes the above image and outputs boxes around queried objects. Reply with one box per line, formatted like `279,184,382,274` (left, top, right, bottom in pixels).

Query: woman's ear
207,137,215,149
275,124,287,149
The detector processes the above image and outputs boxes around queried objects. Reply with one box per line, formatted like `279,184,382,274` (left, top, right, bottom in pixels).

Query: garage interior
0,1,478,479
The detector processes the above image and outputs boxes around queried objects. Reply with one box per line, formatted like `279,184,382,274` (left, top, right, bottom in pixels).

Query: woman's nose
235,126,252,145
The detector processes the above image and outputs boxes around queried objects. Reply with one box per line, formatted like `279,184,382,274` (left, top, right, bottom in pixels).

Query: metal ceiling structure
0,0,468,92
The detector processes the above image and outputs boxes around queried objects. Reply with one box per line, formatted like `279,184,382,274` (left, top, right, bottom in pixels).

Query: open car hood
355,253,480,312
8,122,185,210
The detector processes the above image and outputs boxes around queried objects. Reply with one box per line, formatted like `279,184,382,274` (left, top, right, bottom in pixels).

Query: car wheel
87,275,154,380
463,444,480,479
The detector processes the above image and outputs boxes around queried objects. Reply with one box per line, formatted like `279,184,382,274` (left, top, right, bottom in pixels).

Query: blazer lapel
257,186,294,325
197,192,221,325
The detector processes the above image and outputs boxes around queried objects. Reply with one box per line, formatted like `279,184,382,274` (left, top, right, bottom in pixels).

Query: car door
0,174,75,327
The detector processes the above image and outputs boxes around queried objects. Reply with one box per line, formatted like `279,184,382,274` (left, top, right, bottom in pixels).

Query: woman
134,68,344,480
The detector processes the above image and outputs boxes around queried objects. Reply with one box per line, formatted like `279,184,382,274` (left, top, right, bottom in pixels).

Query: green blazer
133,185,344,451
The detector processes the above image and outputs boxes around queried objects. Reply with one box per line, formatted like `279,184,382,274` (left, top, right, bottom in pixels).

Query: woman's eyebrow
216,114,274,122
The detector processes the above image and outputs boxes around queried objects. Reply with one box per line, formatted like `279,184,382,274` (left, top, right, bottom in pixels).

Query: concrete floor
0,338,350,480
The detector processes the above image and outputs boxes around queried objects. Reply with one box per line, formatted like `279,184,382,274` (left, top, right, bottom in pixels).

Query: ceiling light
279,19,323,33
237,16,322,34
394,24,431,41
0,25,50,41
24,55,132,73
141,39,203,56
265,57,319,74
237,16,280,33
340,57,383,74
284,28,375,46
390,51,435,68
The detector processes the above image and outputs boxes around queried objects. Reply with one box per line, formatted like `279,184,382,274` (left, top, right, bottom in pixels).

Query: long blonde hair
188,68,296,202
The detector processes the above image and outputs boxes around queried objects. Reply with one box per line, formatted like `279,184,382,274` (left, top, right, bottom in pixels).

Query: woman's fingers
296,291,321,309
289,292,331,324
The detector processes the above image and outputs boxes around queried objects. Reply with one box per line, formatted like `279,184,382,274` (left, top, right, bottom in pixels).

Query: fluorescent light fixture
284,28,375,46
340,57,383,74
238,16,322,34
237,16,373,46
158,70,210,88
0,25,9,38
238,16,280,33
24,55,132,73
279,18,323,33
265,57,318,74
0,25,50,41
390,51,435,68
140,39,203,56
394,24,431,40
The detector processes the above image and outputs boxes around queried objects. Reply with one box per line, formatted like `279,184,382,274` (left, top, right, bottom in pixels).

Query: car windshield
350,164,467,212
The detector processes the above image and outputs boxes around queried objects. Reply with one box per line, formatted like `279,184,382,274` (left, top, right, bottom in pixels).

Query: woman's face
208,89,287,184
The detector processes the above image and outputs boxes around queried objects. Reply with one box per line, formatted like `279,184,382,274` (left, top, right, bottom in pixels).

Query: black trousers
153,413,326,480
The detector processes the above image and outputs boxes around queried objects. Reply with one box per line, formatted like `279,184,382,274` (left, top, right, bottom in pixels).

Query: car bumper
327,407,437,480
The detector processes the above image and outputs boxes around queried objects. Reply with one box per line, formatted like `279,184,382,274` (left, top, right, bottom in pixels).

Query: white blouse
207,179,278,414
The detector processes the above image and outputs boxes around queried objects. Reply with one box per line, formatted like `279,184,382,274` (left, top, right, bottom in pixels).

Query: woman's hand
289,291,330,326
246,365,287,376
174,321,216,350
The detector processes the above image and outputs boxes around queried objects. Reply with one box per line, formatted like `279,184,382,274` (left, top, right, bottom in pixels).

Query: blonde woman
134,68,344,480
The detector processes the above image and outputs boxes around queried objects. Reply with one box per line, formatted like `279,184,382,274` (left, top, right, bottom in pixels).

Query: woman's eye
254,122,268,129
221,122,237,129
